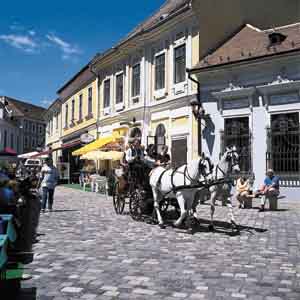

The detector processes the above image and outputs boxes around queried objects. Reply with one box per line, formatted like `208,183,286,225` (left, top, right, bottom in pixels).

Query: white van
24,159,42,168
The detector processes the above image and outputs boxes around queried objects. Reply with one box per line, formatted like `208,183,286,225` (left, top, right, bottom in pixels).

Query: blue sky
0,0,165,107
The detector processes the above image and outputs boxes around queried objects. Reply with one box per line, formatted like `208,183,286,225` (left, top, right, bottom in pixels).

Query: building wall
61,78,98,138
0,119,20,153
22,118,46,153
95,11,199,162
197,53,300,199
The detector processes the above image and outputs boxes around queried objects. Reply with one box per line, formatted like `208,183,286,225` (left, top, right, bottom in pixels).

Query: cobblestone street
23,187,300,300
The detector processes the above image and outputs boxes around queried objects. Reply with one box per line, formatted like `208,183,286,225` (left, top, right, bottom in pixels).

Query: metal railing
266,128,300,184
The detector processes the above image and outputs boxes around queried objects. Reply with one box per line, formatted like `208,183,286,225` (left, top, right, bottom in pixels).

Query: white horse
149,154,212,229
196,147,240,231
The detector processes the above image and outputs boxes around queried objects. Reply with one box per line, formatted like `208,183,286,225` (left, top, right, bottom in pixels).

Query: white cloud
46,33,81,60
9,23,25,31
40,99,52,108
28,30,36,36
0,34,38,53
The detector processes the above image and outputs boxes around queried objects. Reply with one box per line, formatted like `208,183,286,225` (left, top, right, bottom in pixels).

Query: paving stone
61,287,83,293
21,187,300,300
132,288,157,295
172,292,188,298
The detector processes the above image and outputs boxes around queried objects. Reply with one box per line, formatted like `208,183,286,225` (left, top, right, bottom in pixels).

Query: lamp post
190,98,206,121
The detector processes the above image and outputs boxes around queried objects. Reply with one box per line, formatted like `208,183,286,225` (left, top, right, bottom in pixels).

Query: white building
0,97,19,153
189,23,300,200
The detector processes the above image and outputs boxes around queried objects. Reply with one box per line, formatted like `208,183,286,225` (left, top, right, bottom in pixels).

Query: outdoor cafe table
0,215,17,243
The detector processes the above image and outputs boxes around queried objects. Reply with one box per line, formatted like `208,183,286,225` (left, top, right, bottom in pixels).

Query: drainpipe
187,69,204,155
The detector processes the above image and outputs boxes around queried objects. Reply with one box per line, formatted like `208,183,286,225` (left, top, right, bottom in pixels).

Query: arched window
155,124,166,152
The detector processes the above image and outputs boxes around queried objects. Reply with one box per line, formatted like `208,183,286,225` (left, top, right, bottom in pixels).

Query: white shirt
41,164,59,189
125,147,144,163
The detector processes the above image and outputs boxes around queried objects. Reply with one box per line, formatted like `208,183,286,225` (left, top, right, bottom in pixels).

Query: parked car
24,159,42,168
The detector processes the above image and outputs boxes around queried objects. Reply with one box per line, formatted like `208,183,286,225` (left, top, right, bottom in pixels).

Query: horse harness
156,159,209,195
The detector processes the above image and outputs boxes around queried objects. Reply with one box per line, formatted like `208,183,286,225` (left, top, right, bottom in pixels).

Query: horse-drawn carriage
112,146,241,232
112,158,171,221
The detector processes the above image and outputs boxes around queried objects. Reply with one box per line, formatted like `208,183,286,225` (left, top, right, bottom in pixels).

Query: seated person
258,169,280,212
126,139,145,185
156,145,171,167
144,144,158,169
236,177,253,208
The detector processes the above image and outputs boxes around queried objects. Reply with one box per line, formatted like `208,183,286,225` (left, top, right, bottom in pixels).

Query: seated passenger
236,177,253,209
258,169,280,212
144,144,158,169
126,139,145,185
156,145,171,167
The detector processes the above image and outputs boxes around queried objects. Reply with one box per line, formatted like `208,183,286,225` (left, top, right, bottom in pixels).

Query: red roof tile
194,23,300,70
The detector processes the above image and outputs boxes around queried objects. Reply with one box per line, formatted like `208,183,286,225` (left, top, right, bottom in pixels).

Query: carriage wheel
113,183,125,215
129,190,143,221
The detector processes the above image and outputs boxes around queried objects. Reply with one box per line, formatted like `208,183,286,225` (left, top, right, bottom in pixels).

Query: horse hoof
159,224,166,229
208,224,214,232
187,228,194,235
173,222,181,228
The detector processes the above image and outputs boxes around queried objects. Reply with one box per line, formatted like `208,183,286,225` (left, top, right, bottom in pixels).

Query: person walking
39,158,59,213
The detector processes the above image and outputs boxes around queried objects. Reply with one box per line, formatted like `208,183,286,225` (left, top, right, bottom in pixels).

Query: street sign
80,133,95,144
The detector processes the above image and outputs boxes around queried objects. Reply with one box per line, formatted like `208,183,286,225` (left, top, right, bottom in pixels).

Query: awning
0,147,17,156
18,151,39,159
72,132,121,156
31,140,81,158
80,150,123,161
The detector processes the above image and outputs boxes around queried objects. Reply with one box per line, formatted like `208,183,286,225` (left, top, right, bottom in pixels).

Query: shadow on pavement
45,209,79,213
17,287,37,300
193,218,268,236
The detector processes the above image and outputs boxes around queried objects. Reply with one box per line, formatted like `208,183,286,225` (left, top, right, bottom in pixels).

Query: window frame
131,63,141,99
115,72,124,105
10,133,14,149
174,43,186,84
78,94,83,121
88,87,93,116
4,130,7,148
71,99,75,122
104,79,111,109
56,113,59,130
65,104,68,128
155,52,166,91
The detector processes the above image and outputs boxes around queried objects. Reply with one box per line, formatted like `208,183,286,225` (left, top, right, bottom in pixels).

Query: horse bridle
215,149,239,178
174,157,213,185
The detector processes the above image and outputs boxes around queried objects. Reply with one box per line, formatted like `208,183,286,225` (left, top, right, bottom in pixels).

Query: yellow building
45,0,300,177
56,65,98,179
